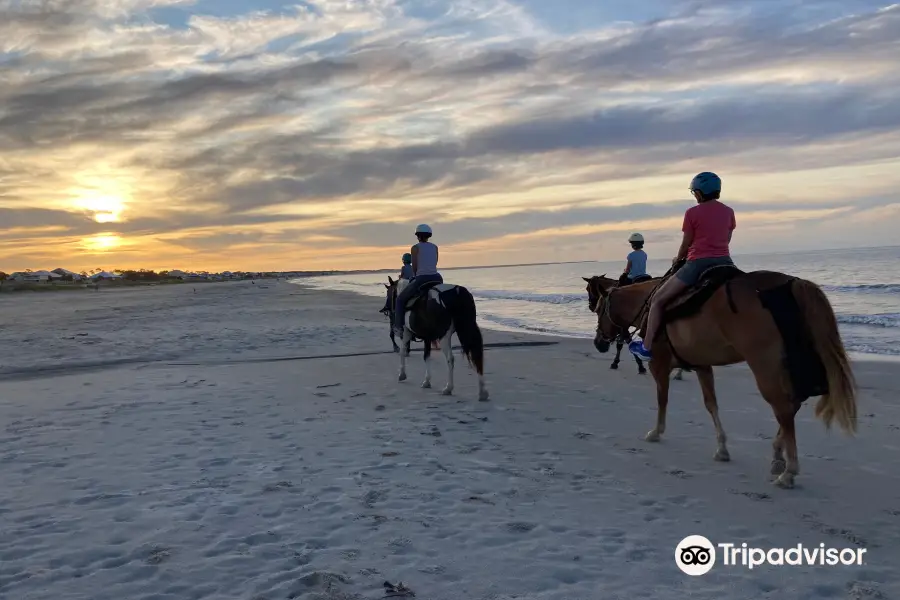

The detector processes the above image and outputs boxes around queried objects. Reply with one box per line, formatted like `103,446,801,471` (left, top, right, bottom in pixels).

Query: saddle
404,282,458,337
618,273,653,287
404,281,455,309
663,264,743,323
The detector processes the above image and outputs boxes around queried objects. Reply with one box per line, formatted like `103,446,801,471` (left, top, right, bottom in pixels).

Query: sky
1,0,899,273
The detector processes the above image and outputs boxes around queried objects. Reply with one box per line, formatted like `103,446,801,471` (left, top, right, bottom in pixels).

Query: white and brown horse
386,277,489,401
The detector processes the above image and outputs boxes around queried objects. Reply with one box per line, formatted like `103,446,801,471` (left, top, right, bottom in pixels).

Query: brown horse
591,268,857,488
583,275,685,380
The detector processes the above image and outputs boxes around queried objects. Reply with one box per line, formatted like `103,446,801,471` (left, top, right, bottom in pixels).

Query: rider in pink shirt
630,172,736,361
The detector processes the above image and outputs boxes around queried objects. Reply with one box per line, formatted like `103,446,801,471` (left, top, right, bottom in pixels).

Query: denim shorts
675,256,734,286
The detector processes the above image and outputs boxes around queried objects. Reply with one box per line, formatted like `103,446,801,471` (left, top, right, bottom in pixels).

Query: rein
594,263,680,342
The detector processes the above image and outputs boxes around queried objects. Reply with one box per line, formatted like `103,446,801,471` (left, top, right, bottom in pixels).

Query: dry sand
1,280,898,599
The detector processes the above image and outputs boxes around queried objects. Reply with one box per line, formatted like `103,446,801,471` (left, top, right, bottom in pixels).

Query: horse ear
388,275,394,284
384,283,390,288
582,277,591,282
599,273,606,279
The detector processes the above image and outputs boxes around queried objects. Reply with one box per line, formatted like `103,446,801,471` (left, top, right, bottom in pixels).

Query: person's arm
411,245,419,274
675,212,694,262
727,210,736,243
435,245,439,265
623,259,632,275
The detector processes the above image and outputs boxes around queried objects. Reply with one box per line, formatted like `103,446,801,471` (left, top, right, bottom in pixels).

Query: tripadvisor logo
675,535,867,575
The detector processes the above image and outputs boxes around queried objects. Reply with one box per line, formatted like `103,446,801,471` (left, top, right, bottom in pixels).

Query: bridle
592,281,657,345
589,261,681,346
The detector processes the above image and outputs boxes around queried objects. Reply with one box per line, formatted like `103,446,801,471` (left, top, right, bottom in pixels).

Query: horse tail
448,286,484,375
792,278,857,434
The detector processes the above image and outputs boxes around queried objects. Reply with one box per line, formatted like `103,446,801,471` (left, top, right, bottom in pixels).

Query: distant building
9,270,62,283
89,271,122,281
52,268,83,281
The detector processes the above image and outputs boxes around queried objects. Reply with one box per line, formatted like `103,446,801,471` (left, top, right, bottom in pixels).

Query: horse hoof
398,373,407,382
421,381,431,389
645,430,661,442
609,363,618,370
714,449,731,462
393,347,399,353
441,388,453,396
770,459,786,476
638,369,647,375
478,390,490,402
773,472,795,489
673,373,683,381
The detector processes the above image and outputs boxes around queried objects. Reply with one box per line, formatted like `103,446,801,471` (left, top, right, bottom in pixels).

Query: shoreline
290,281,900,365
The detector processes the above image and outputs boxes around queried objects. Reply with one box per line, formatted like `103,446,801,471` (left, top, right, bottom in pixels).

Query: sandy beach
2,280,899,600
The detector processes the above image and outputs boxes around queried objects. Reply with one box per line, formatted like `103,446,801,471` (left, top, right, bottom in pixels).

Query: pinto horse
583,275,685,380
386,278,489,401
384,276,410,353
591,268,856,489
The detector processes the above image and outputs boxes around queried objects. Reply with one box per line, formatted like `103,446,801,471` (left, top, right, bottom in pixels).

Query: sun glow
73,192,127,223
82,234,122,251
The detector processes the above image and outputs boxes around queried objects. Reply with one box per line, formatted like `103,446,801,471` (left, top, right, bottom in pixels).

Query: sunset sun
82,234,122,252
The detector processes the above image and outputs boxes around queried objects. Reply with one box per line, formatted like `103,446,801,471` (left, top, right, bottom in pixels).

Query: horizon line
296,243,900,277
4,244,897,276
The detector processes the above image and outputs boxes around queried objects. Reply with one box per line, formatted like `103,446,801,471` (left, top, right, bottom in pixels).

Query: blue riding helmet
689,172,722,196
402,253,412,264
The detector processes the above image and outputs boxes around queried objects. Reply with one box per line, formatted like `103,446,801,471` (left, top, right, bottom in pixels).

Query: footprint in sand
727,487,771,501
505,521,537,533
362,490,386,508
262,481,294,493
145,546,172,565
664,468,691,478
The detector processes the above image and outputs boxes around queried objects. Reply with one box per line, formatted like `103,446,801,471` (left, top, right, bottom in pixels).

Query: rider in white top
393,224,444,335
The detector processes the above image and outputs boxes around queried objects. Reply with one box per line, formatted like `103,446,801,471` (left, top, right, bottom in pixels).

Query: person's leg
629,264,693,360
394,278,422,331
643,276,688,350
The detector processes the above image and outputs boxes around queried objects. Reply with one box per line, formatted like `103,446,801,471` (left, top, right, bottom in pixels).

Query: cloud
2,0,900,271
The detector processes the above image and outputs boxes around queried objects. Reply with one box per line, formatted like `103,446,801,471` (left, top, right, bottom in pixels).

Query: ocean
295,246,900,358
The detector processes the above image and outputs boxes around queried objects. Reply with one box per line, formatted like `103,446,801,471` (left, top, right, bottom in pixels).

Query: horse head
583,274,617,313
586,275,620,353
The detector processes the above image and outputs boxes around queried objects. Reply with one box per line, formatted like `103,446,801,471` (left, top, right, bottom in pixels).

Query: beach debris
573,431,592,439
464,495,495,505
383,581,415,597
351,392,367,398
317,383,342,389
421,425,441,437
